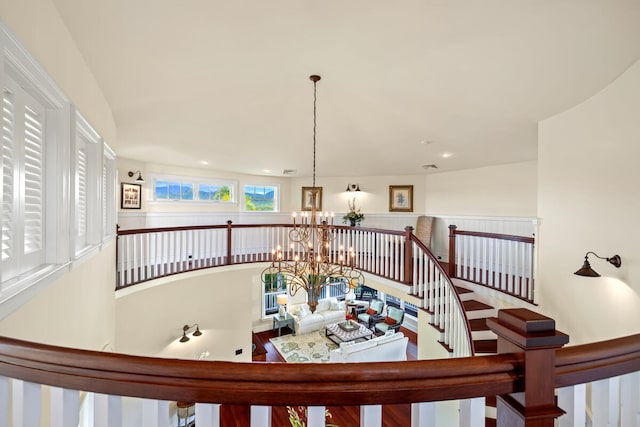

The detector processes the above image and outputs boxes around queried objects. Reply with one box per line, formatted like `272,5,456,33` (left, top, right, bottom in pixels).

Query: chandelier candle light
262,75,365,313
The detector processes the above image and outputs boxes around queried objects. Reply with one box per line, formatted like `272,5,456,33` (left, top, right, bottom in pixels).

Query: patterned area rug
270,330,338,363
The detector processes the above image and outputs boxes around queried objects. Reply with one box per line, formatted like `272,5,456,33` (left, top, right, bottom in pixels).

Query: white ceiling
51,0,640,178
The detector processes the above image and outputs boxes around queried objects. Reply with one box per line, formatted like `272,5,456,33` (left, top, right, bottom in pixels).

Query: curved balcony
0,223,637,426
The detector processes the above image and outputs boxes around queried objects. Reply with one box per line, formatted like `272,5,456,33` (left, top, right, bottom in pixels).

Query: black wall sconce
128,170,145,183
574,252,622,277
179,323,203,343
345,183,361,192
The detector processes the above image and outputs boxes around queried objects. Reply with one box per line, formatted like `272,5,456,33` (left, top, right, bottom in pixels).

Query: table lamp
277,294,288,318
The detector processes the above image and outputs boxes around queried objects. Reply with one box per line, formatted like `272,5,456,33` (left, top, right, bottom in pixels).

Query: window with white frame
151,174,236,203
244,184,279,212
1,23,69,287
102,143,117,241
73,111,101,255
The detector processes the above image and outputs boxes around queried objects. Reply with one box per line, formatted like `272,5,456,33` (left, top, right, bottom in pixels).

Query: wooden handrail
452,229,535,244
0,335,517,406
555,333,640,387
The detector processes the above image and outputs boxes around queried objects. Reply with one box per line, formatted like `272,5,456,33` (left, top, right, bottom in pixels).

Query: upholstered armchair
374,306,405,335
357,299,385,329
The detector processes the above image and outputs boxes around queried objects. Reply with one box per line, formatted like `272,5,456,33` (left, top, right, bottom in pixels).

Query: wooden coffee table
325,321,373,344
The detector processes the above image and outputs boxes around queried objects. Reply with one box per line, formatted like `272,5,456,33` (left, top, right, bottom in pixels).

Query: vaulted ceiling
51,0,640,178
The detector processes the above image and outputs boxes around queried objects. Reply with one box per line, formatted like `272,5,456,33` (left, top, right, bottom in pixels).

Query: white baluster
621,372,639,427
459,397,484,427
411,401,435,427
50,387,80,427
307,406,325,427
93,393,122,427
12,379,41,426
0,376,9,427
141,399,170,427
557,384,586,427
360,405,382,427
195,403,220,427
250,405,271,427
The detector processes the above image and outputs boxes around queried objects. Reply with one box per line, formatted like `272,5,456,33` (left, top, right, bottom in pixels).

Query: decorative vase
349,218,356,226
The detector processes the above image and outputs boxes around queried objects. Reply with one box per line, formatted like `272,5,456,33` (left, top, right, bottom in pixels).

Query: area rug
270,330,338,363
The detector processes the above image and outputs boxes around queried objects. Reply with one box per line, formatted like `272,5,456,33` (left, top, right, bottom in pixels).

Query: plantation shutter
1,89,14,261
22,104,44,254
76,141,88,242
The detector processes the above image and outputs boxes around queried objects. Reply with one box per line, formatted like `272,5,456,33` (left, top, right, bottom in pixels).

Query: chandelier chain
312,77,317,189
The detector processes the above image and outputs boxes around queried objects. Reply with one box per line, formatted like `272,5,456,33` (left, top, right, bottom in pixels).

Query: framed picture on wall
121,183,142,209
389,185,413,212
301,186,322,211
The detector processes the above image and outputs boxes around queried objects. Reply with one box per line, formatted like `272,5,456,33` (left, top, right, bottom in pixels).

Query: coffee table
325,321,373,344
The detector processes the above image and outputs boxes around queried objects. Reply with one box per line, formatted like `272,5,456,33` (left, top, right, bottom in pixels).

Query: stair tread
474,339,498,354
463,299,494,311
468,318,490,331
454,285,473,294
485,418,496,427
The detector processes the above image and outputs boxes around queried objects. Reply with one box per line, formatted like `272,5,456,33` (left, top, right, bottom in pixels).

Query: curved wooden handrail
452,229,535,244
555,333,640,388
0,335,518,406
409,234,475,356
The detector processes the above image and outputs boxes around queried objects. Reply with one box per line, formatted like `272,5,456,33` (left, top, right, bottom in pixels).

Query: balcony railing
117,222,474,357
448,225,536,304
0,309,637,426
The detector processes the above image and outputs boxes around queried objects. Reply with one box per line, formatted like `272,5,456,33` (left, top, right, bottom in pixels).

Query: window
262,273,286,318
1,23,70,288
244,184,278,211
151,174,235,203
73,111,101,255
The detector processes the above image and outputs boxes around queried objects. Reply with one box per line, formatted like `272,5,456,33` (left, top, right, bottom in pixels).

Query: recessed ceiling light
263,169,272,173
200,160,209,165
441,153,452,158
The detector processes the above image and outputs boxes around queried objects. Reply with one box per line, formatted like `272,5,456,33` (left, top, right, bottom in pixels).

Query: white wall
0,247,116,350
537,59,640,345
425,161,537,218
115,265,261,361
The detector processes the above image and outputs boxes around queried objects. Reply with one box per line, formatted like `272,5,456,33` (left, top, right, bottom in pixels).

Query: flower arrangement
288,406,338,427
342,198,364,226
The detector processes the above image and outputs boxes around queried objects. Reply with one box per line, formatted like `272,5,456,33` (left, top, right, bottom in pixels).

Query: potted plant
342,198,364,226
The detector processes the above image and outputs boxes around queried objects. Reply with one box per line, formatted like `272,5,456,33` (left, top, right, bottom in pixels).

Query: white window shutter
22,104,44,255
1,89,14,261
76,143,87,241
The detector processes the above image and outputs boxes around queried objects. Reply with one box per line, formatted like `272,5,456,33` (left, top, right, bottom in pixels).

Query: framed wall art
121,183,142,209
389,185,413,212
301,186,322,211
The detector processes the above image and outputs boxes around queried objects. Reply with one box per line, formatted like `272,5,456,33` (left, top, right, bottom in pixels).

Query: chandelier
261,75,365,313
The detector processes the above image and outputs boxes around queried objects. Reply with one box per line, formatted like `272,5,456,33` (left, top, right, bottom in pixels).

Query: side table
272,313,295,336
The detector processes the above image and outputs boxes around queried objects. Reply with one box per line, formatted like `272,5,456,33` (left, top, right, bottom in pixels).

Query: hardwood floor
219,326,418,426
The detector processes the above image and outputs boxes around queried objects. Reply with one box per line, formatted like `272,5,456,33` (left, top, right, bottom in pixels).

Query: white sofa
329,331,408,362
287,298,346,335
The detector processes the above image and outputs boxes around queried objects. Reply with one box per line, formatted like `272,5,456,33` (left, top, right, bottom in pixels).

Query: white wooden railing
448,225,536,304
117,223,473,357
0,314,637,426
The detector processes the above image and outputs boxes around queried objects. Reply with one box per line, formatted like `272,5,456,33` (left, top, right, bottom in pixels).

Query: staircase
428,282,502,426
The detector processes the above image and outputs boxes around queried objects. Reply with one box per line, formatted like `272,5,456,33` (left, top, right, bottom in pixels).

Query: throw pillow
384,316,396,325
298,305,310,319
366,308,377,315
330,300,340,310
316,299,331,312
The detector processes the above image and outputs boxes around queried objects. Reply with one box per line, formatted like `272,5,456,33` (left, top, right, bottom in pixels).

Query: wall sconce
127,170,145,183
179,323,203,343
346,184,361,192
574,252,622,277
276,294,288,318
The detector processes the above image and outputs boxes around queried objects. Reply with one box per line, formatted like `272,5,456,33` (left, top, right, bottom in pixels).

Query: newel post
448,225,456,277
487,309,569,427
226,220,233,265
403,226,414,284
